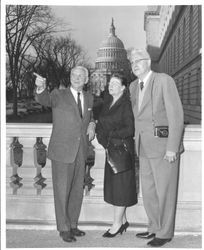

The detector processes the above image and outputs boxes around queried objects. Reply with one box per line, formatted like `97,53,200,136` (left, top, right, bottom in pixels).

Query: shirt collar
70,86,83,94
139,70,152,86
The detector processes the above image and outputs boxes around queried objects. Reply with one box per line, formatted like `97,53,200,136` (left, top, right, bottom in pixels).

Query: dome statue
100,18,125,49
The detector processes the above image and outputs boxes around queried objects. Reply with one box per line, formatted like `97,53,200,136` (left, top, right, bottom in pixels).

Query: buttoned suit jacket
36,87,94,164
129,71,184,158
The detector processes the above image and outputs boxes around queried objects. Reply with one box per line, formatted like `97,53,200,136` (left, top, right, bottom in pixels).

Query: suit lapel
83,91,88,120
108,91,127,112
135,82,139,114
130,79,139,113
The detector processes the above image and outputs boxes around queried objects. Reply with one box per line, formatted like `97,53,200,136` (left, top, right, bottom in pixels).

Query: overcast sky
51,6,147,66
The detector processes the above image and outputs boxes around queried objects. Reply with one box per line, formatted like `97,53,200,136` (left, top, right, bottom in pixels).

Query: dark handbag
106,139,133,174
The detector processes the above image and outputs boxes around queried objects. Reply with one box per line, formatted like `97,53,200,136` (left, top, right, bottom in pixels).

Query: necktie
77,92,82,118
140,81,144,90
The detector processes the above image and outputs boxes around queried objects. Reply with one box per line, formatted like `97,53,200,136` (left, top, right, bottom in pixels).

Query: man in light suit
129,49,184,247
35,66,95,243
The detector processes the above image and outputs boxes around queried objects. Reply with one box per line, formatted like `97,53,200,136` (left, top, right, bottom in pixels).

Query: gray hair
129,48,151,61
71,66,89,79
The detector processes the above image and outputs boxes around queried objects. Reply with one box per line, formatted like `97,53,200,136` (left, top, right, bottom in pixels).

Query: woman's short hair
110,73,127,87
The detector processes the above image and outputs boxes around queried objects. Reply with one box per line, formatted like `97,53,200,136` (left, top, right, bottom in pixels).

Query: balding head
70,66,89,91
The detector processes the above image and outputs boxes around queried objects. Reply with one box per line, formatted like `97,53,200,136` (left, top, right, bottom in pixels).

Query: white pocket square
88,108,92,111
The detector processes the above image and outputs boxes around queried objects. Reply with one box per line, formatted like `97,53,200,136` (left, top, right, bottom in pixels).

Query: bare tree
32,35,90,89
19,55,36,99
6,5,60,116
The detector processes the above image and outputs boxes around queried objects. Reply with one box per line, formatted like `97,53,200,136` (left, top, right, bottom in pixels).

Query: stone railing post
9,137,23,194
33,137,47,195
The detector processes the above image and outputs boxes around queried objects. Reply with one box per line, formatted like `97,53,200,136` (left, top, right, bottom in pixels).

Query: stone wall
6,124,201,232
145,5,202,124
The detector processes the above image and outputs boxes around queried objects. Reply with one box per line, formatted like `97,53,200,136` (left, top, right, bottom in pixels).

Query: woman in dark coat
96,73,137,238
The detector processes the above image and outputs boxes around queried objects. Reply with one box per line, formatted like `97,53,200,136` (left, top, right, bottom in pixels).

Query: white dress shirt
138,70,152,110
70,87,84,114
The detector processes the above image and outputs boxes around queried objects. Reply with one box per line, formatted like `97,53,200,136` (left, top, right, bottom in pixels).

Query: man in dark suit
35,66,95,243
129,49,184,247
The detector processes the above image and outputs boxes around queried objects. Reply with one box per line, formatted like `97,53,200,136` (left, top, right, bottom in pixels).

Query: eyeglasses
130,58,149,65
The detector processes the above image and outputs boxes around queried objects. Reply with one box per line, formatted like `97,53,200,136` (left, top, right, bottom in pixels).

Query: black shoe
121,221,129,233
147,237,171,247
136,231,156,239
59,231,76,242
71,228,86,237
102,224,124,238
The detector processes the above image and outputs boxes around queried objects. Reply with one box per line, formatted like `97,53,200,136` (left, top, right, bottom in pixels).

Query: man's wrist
166,151,176,156
36,86,45,94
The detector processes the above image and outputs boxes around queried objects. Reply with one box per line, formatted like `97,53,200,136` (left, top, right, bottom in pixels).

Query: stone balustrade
6,123,201,232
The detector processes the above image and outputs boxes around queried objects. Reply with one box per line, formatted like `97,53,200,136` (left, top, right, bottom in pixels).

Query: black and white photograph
1,1,202,249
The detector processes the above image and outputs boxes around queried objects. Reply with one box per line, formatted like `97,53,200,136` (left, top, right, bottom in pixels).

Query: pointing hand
33,72,46,88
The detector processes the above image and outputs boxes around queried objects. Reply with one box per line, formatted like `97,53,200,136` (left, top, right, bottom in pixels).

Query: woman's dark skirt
104,159,138,207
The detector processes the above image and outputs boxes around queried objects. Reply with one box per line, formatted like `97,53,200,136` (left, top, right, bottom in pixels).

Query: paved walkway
6,229,202,248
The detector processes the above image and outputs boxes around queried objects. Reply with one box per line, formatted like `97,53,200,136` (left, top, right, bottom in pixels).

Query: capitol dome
95,18,129,74
90,19,131,96
101,34,125,49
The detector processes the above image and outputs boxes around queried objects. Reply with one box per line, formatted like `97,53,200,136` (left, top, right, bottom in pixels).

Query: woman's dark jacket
96,91,135,153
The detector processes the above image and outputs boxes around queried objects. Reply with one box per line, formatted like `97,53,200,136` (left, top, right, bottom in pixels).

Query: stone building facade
144,5,202,124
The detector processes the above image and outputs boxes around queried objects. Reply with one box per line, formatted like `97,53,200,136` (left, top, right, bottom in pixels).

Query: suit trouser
139,155,179,239
51,143,85,232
